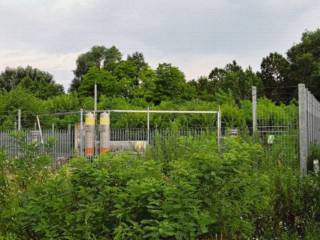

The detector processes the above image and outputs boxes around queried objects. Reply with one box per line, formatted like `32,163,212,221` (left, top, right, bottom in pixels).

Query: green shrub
1,136,320,239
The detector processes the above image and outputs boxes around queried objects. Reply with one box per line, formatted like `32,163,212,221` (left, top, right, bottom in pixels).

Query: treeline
0,29,319,129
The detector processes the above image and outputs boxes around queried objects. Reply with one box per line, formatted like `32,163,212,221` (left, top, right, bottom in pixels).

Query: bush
1,136,320,239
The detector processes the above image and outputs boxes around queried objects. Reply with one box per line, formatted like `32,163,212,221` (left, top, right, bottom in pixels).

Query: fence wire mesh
0,127,217,160
256,100,299,169
110,127,216,142
298,84,320,174
0,129,74,160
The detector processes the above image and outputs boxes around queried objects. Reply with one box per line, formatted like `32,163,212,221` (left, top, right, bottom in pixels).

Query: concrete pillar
85,112,95,157
99,112,110,154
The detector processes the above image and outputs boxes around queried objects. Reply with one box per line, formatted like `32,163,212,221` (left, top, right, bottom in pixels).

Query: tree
138,66,157,102
153,63,190,103
259,52,290,103
0,66,64,99
286,29,320,99
78,67,120,98
188,76,216,101
206,61,262,104
127,52,147,74
0,87,44,129
70,46,122,92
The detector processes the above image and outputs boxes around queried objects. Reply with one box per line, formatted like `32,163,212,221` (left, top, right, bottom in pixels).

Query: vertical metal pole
147,107,150,144
308,91,312,145
18,109,21,131
94,83,97,116
217,106,222,152
299,84,308,176
94,83,98,156
36,115,44,144
312,95,315,144
252,86,257,135
80,109,84,156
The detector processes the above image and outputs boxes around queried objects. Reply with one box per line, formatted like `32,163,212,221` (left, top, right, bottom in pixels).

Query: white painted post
299,84,308,176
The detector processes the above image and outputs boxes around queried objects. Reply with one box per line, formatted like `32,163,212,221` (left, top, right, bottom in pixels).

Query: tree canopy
0,28,319,129
0,66,64,99
70,46,122,92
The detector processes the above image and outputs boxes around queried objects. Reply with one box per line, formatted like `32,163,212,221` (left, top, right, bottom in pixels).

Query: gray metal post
94,83,97,116
18,109,21,130
94,84,98,155
217,106,222,152
252,86,257,135
80,109,84,156
147,107,150,144
299,84,308,176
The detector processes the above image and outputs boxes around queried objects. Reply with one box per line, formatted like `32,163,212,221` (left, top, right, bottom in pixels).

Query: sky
0,0,319,90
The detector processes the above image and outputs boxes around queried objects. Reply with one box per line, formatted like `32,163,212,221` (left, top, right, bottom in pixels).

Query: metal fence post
252,86,257,136
18,109,21,131
80,109,84,156
299,84,308,176
147,107,150,144
217,106,222,152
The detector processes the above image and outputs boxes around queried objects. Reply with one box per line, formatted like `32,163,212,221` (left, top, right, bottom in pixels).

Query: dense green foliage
1,136,320,239
0,66,63,99
0,29,319,130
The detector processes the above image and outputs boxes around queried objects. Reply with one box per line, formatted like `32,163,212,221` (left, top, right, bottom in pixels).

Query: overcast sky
0,0,319,90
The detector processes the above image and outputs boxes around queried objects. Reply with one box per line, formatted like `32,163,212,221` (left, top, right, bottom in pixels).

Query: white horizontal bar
108,110,218,114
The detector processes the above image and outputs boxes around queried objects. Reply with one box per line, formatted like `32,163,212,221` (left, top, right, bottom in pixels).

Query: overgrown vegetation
1,136,320,239
0,25,319,240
